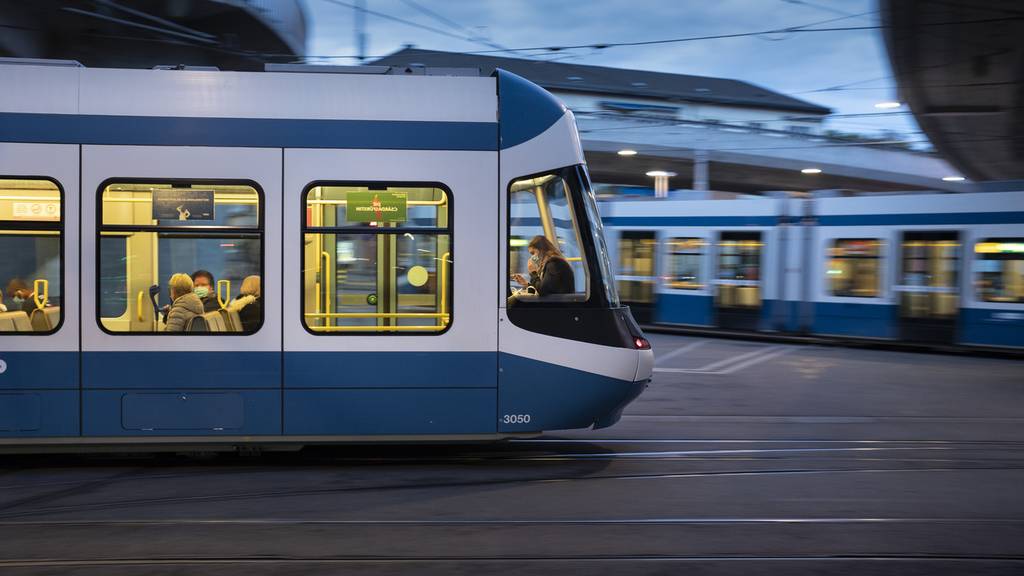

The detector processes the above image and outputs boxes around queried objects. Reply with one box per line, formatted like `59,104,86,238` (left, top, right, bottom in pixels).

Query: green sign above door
346,192,407,223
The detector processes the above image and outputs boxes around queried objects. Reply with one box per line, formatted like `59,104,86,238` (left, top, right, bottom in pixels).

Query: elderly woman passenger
228,275,262,333
164,273,205,332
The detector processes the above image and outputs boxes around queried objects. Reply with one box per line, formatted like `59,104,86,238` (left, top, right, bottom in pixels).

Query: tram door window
508,174,589,300
302,184,451,334
616,232,656,322
827,239,883,298
897,231,959,343
715,232,762,330
975,239,1024,303
97,182,263,334
667,238,706,290
0,178,62,334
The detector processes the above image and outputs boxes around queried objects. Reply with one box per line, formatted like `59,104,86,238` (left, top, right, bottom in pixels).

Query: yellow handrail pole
32,279,48,310
136,291,144,322
321,251,331,324
439,252,450,327
217,279,230,310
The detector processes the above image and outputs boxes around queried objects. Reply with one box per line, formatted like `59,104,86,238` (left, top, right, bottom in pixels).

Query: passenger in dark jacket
512,235,576,296
191,269,221,313
228,275,262,332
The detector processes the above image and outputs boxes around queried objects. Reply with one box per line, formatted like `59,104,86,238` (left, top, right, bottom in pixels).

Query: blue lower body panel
83,390,281,436
83,352,281,389
0,351,79,437
812,302,897,339
498,353,646,433
284,388,496,435
655,293,713,326
0,391,79,437
959,308,1024,348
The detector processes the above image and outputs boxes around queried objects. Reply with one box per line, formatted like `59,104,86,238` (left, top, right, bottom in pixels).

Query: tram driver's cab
506,165,647,350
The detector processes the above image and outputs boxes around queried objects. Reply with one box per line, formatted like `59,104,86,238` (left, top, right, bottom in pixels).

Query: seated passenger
191,269,221,313
5,278,36,313
228,275,262,332
0,289,6,312
511,235,575,296
164,273,204,332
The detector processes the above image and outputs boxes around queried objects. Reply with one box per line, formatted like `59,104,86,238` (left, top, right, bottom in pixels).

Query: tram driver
512,235,575,297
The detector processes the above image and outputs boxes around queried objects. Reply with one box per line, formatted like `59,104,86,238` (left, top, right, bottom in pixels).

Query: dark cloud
305,0,920,139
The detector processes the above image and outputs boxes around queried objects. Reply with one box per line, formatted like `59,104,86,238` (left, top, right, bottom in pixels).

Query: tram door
81,146,283,437
715,232,763,330
896,232,959,343
616,232,657,323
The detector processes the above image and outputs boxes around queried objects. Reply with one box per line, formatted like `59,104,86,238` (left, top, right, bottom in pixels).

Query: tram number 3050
502,414,531,424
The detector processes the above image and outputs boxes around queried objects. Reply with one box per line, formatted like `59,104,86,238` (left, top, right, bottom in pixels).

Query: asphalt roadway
1,334,1023,575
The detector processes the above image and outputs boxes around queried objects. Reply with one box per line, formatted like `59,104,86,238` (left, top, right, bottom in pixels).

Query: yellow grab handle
217,279,230,310
32,279,48,310
137,290,144,322
321,251,331,315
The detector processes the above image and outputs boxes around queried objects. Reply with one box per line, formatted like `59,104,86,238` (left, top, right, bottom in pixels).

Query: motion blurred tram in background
603,191,1024,349
0,58,651,448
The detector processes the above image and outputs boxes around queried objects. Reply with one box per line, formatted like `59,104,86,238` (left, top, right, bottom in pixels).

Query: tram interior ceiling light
801,168,822,174
645,171,676,177
617,149,638,156
874,101,902,109
942,176,966,182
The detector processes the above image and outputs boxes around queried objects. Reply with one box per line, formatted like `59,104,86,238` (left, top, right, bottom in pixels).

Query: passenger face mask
529,254,541,265
195,287,210,299
12,296,24,305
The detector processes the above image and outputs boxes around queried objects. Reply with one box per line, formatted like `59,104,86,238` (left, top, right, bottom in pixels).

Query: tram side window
976,239,1024,303
667,238,705,290
0,178,63,334
508,173,589,301
302,184,451,334
827,239,882,298
98,182,263,334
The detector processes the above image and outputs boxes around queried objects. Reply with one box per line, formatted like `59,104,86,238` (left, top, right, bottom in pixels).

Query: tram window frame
827,238,883,299
300,181,454,337
95,178,266,336
666,237,705,290
507,167,605,307
0,176,65,336
975,238,1024,304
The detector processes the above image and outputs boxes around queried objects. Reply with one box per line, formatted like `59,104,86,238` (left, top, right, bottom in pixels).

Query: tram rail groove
1,465,1023,521
0,553,1022,567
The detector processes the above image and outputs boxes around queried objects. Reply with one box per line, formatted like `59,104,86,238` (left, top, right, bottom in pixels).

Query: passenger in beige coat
164,273,204,332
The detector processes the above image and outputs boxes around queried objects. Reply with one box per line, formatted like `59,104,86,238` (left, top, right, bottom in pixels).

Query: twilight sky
304,0,921,142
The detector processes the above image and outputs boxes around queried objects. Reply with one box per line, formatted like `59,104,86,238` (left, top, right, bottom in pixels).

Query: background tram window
975,239,1024,304
302,184,451,334
98,182,263,334
0,178,62,334
508,174,589,300
716,234,762,308
827,239,882,298
667,238,705,290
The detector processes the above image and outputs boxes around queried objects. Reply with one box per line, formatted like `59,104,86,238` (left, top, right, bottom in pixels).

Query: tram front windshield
508,165,618,307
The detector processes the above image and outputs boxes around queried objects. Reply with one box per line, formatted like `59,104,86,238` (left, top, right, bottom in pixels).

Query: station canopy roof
372,48,832,115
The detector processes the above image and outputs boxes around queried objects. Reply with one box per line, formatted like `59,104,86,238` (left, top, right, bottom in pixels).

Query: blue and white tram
0,59,651,447
603,191,1024,349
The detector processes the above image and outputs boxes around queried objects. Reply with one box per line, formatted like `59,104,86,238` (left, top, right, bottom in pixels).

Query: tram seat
30,307,60,332
201,311,229,333
186,316,209,332
224,309,243,332
0,311,33,332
